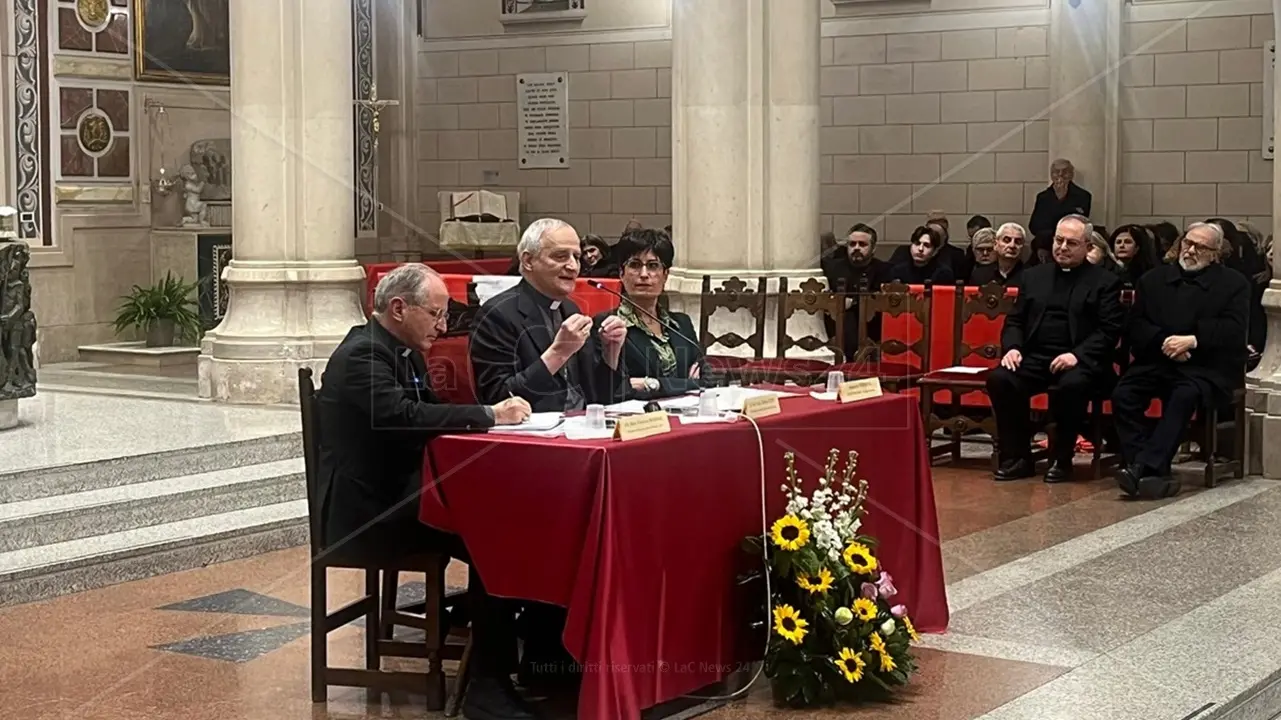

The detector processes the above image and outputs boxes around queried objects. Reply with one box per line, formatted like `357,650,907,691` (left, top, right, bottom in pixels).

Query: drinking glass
826,370,845,394
585,404,606,430
698,390,720,417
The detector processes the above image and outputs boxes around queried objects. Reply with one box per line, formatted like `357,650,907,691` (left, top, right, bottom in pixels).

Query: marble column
668,0,822,355
1047,0,1121,230
199,0,367,404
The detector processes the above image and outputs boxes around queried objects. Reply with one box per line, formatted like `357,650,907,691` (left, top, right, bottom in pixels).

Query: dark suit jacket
820,251,894,358
1126,263,1250,403
1029,182,1092,239
888,242,966,275
595,308,704,400
968,261,1025,287
469,278,627,411
1001,261,1124,376
316,320,494,546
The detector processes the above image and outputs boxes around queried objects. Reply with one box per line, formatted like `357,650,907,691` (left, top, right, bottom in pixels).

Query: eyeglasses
1180,238,1216,255
624,260,665,273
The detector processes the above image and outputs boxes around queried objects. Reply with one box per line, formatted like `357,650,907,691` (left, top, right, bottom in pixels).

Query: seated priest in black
470,217,629,412
316,264,538,720
968,222,1027,287
986,214,1124,483
890,225,956,285
595,228,705,400
821,223,894,358
1112,222,1250,500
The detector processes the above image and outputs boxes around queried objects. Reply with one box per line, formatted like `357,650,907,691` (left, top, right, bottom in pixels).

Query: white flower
800,509,812,520
880,619,896,636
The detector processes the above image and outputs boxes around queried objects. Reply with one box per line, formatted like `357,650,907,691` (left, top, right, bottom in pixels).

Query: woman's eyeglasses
624,260,665,273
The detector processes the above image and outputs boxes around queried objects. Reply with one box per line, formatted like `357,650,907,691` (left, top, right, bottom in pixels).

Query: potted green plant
112,272,204,347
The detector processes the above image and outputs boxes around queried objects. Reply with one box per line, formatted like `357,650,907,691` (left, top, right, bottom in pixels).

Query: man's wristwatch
644,378,660,391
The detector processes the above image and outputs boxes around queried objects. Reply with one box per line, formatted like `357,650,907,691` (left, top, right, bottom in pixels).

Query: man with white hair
316,264,538,720
968,222,1027,286
1111,221,1250,500
470,217,628,412
1029,158,1092,260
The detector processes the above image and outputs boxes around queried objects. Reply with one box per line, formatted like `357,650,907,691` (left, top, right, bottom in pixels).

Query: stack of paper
487,412,565,436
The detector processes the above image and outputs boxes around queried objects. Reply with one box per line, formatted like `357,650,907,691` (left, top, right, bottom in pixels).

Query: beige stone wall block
526,187,569,214
1152,184,1218,216
1024,57,1049,89
861,126,913,154
501,103,519,129
499,47,546,75
1251,83,1265,116
611,128,656,158
1121,184,1154,216
571,128,612,159
912,123,968,154
821,38,834,66
569,101,591,128
888,33,941,63
883,216,922,243
657,126,672,157
1219,48,1265,84
438,130,479,160
611,69,657,99
1155,52,1220,86
1152,118,1219,151
996,89,1048,122
571,71,613,101
833,96,886,125
996,152,1046,183
821,66,861,97
458,50,498,77
821,185,858,215
860,64,914,95
968,58,1026,91
1248,150,1271,182
886,93,940,124
834,155,887,184
941,29,996,60
634,40,671,69
459,103,500,130
590,43,634,71
590,100,635,127
418,132,439,160
1123,152,1185,184
1186,84,1250,118
1024,120,1049,152
1120,55,1154,88
913,61,969,93
941,153,995,183
546,45,590,73
421,104,459,130
997,26,1047,58
656,189,672,214
834,36,887,66
421,51,459,78
911,183,968,215
569,187,613,214
633,158,671,186
966,183,1024,214
633,99,670,127
546,164,592,187
590,159,635,186
509,164,549,187
612,187,656,214
1121,86,1186,119
859,184,915,216
590,215,640,236
477,129,516,160
1217,183,1272,216
1127,21,1187,55
1185,150,1249,183
885,154,941,184
478,76,515,103
420,160,459,187
439,77,478,104
822,127,862,154
419,78,438,103
657,68,672,98
1218,117,1263,150
940,91,995,123
820,156,833,184
1187,16,1252,52
820,97,834,126
1121,120,1154,152
1252,15,1275,48
968,122,1025,153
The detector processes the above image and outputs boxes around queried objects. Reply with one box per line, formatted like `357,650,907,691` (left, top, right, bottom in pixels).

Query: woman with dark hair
1148,221,1181,262
594,228,705,399
1108,224,1159,285
579,233,616,277
890,226,955,284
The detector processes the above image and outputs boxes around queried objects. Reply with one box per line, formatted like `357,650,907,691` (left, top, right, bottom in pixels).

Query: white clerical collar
549,300,561,311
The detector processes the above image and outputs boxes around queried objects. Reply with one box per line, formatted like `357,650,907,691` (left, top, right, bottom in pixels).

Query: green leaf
775,551,794,578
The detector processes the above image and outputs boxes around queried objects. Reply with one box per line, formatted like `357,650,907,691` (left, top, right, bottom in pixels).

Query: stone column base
198,259,367,404
0,399,18,430
1246,380,1281,478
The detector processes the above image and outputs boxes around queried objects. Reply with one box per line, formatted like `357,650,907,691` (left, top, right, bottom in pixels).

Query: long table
420,392,948,720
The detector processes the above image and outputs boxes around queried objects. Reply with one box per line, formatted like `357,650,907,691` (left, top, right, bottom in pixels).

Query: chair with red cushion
739,277,846,385
830,281,933,393
698,275,768,383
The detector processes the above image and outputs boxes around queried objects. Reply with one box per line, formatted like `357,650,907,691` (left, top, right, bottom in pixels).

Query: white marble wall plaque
1265,42,1275,161
517,72,569,169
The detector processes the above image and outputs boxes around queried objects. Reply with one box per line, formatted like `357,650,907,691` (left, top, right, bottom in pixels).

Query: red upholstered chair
698,275,769,382
830,281,933,393
427,282,481,405
739,277,846,385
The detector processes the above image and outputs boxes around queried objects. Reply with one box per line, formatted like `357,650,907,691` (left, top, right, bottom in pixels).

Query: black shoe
1044,459,1074,484
994,458,1035,482
1117,463,1146,497
463,676,540,720
1136,474,1181,500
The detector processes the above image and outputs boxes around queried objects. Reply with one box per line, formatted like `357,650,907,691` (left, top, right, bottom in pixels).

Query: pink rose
891,604,907,618
860,582,878,599
877,572,897,599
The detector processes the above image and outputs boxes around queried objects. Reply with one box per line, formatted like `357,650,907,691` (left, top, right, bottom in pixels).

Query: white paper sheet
936,365,988,374
810,391,838,401
604,400,649,415
562,416,615,440
679,413,738,425
486,412,564,433
474,275,522,305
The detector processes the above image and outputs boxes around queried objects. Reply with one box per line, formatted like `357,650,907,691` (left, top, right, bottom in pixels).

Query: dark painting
133,0,229,85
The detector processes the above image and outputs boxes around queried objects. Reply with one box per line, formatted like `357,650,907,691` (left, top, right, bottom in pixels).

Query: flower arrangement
744,449,919,708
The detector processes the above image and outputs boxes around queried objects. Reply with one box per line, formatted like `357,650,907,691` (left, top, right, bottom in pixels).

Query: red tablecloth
420,392,948,720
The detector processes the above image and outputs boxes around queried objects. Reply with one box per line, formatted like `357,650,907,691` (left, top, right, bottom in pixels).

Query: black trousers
986,354,1096,463
1111,368,1205,476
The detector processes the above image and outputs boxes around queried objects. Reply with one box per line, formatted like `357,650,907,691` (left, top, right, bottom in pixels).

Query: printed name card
838,378,883,403
614,411,672,441
741,393,781,419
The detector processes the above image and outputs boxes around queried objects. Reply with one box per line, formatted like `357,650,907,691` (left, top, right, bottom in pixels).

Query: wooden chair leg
1203,407,1219,489
365,569,381,671
445,635,475,718
380,570,399,640
424,555,448,712
311,561,328,703
949,393,962,463
1235,398,1247,479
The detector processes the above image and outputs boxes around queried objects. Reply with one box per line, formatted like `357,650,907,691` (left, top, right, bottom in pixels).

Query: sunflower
772,604,809,645
868,631,887,654
877,650,897,673
835,647,865,683
796,567,834,594
770,515,810,551
851,597,878,622
904,616,920,643
842,541,878,575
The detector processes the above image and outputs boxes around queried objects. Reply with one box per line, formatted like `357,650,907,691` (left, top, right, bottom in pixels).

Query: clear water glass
826,370,845,394
698,390,720,417
585,404,606,430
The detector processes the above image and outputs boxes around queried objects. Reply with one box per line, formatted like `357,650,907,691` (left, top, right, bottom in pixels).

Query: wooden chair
832,281,933,393
299,368,470,713
739,277,846,385
1191,385,1247,488
698,276,769,383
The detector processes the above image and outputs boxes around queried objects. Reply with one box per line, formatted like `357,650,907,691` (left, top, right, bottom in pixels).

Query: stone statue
179,164,208,227
190,139,231,201
0,239,37,406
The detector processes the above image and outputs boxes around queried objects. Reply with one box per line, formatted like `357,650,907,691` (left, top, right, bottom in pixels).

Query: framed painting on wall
133,0,229,85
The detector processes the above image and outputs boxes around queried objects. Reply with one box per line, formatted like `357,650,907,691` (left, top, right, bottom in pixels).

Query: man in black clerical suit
1029,158,1092,244
470,217,629,411
317,264,539,720
1112,222,1250,500
986,214,1124,483
821,223,894,358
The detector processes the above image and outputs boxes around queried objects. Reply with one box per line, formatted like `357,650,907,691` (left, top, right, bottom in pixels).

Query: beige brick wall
1119,14,1274,231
